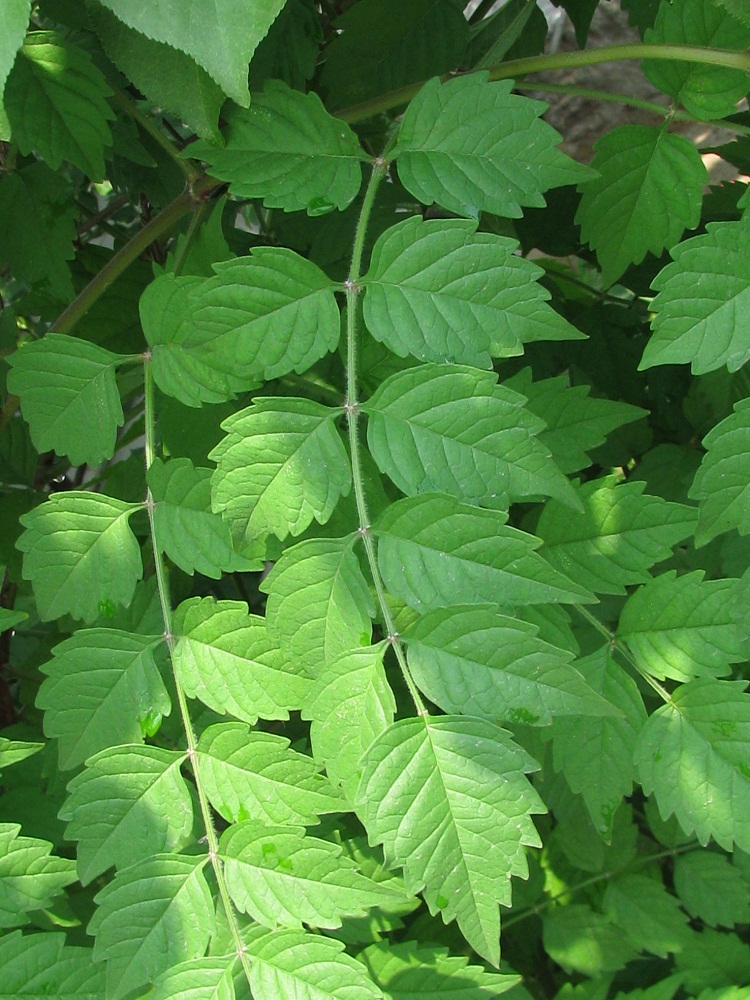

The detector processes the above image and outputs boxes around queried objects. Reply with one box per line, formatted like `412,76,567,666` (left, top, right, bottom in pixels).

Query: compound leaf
146,957,235,1000
0,931,105,999
393,74,588,219
358,715,544,966
689,399,750,544
0,825,77,928
674,851,750,928
7,334,125,468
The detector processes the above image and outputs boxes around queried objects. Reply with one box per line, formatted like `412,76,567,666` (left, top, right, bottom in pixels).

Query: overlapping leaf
358,715,544,966
603,874,689,957
17,493,142,622
0,736,42,776
392,73,588,218
0,824,77,928
196,722,344,827
0,1,30,121
674,852,750,928
403,606,613,726
576,125,706,286
689,399,750,544
635,678,750,852
36,630,169,770
363,364,578,508
7,334,126,468
188,80,365,211
89,854,214,1000
642,218,750,374
172,597,311,723
537,479,698,595
262,536,374,675
374,494,594,612
617,571,746,681
60,745,192,884
0,931,105,999
543,904,639,976
210,397,350,544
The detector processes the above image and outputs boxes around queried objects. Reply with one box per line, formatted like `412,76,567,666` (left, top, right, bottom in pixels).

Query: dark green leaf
690,399,750,544
603,874,689,958
673,851,750,928
0,931,105,999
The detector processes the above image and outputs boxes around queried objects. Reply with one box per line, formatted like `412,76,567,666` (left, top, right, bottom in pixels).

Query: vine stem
142,357,254,985
345,155,428,718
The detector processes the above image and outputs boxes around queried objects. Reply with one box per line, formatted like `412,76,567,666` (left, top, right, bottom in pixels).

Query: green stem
113,90,199,182
345,155,428,718
337,43,750,123
143,357,254,985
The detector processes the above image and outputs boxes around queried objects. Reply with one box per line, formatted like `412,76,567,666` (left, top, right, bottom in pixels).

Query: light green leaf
363,364,578,509
617,571,746,681
374,494,594,612
60,745,192,885
0,609,27,633
552,647,647,839
262,536,374,676
505,370,648,474
674,851,750,928
210,397,350,544
189,80,364,212
17,493,143,623
644,0,750,120
220,821,404,929
36,630,169,770
173,596,310,724
148,457,262,578
4,31,113,179
358,715,544,966
634,678,750,852
690,399,750,544
96,0,286,106
146,957,235,1000
0,931,105,999
537,478,698,596
7,335,126,468
603,874,688,958
304,644,395,801
89,854,214,1000
0,1,30,111
641,218,750,375
244,925,382,1000
575,125,706,286
196,722,344,827
403,606,614,727
360,939,520,1000
0,824,77,927
392,73,588,219
543,904,639,976
0,737,42,778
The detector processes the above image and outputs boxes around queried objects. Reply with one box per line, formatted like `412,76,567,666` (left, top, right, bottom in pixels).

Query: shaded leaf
0,1,30,127
0,824,77,928
543,904,639,976
0,931,105,999
603,874,689,958
690,399,750,544
674,851,750,928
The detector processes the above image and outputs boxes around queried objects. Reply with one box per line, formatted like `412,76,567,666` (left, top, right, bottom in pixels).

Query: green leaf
392,73,588,219
196,722,344,827
173,596,310,723
7,335,126,467
304,644,396,801
262,536,374,676
634,678,750,852
89,854,214,1000
543,904,639,976
552,648,647,839
17,492,143,623
90,5,224,142
575,125,706,286
60,745,192,885
250,0,322,91
0,737,42,777
148,457,262,577
188,80,364,212
4,31,113,179
360,939,520,1000
0,824,77,927
363,364,578,509
358,715,545,966
603,874,688,958
243,925,382,1000
673,851,750,928
644,0,750,120
537,478,698,596
0,931,105,999
374,494,594,612
641,218,750,374
617,571,747,681
209,397,351,544
0,1,30,113
36,629,169,770
220,821,404,929
690,399,750,544
675,927,750,993
403,606,614,726
505,371,648,474
96,0,286,107
713,0,750,26
146,957,235,1000
0,609,28,633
